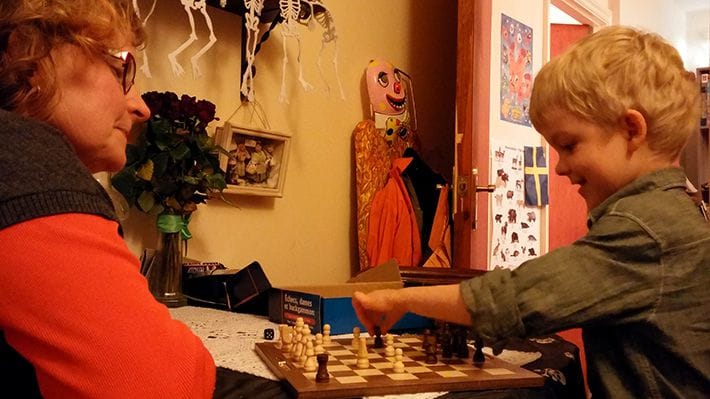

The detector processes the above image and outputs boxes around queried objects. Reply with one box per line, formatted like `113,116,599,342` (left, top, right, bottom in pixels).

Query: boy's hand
352,289,406,336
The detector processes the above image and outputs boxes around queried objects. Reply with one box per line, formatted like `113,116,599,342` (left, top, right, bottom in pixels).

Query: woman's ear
623,109,647,152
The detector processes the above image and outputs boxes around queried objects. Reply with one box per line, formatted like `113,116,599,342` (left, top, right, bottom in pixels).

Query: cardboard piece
268,260,433,334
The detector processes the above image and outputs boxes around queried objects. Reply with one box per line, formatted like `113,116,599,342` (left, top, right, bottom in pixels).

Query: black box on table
182,260,271,315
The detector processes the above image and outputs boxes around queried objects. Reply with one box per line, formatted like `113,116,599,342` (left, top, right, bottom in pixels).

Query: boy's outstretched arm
352,284,472,335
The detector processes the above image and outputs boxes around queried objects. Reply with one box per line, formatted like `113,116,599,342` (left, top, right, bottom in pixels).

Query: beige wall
119,1,457,286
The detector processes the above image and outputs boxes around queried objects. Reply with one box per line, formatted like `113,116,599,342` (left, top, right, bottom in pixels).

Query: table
170,306,586,399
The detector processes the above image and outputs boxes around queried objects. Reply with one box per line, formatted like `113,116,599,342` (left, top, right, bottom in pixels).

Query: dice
264,328,275,340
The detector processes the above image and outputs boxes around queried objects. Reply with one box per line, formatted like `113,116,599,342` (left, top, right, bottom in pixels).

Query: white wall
118,0,457,286
618,0,709,70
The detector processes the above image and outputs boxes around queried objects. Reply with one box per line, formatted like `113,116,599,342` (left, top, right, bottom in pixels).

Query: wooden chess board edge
255,342,544,399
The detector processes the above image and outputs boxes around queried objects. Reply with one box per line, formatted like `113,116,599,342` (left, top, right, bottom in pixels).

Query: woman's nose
126,87,150,123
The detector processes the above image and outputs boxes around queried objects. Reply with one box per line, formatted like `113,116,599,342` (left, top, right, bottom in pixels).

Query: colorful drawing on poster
500,14,533,127
490,139,541,270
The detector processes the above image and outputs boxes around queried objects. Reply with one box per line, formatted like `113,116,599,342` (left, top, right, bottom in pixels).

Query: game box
268,260,433,334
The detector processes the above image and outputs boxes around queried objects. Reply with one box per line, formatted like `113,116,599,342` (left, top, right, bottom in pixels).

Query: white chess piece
385,343,395,360
282,326,293,355
315,333,323,346
393,348,405,373
304,341,317,371
352,327,361,348
323,324,332,344
276,324,287,349
295,317,305,334
298,336,308,366
356,336,369,369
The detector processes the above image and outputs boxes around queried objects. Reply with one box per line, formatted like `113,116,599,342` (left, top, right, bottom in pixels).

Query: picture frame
216,122,291,197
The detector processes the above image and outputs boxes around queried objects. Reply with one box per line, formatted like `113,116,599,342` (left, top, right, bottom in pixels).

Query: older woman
0,1,216,397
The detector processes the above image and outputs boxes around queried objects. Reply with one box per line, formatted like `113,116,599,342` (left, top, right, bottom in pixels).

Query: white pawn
352,327,361,349
356,336,369,369
385,336,395,360
315,333,323,346
293,337,303,361
282,326,294,355
295,317,305,336
323,324,332,344
298,335,309,366
393,348,405,373
275,325,284,349
304,341,317,371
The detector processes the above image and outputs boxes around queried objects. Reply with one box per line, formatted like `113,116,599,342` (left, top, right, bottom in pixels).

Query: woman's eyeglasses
106,50,136,94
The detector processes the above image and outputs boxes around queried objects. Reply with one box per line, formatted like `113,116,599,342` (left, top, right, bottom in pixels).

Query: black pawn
422,328,432,352
440,324,452,359
473,337,485,366
373,326,384,349
455,328,469,359
315,353,330,383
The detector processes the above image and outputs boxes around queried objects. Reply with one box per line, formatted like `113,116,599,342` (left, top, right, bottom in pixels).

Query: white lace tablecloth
170,306,444,399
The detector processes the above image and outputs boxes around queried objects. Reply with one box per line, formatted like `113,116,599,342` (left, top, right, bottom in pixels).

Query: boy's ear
622,109,647,152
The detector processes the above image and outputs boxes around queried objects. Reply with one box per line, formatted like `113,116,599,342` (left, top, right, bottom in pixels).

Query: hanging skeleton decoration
277,0,313,103
167,0,218,79
132,0,158,78
241,0,266,101
236,0,345,102
297,0,344,101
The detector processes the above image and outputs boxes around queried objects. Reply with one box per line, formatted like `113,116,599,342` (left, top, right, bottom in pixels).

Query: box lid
276,259,402,298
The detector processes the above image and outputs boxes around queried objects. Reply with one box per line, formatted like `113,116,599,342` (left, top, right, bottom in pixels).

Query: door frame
453,0,611,270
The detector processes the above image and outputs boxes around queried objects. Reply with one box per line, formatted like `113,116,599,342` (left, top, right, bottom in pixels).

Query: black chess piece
373,325,384,349
440,323,453,359
424,334,438,364
454,327,469,359
263,328,274,340
422,328,432,352
315,353,330,383
473,337,485,366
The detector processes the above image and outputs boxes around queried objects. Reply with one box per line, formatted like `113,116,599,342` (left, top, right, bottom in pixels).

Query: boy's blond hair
529,26,700,160
0,0,145,121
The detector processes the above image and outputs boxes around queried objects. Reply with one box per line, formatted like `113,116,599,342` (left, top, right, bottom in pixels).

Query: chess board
255,335,544,398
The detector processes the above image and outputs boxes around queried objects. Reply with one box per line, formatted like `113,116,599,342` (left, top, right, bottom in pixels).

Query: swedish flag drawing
524,146,549,206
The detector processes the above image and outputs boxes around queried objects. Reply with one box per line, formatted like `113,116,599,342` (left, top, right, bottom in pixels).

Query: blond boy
353,26,709,398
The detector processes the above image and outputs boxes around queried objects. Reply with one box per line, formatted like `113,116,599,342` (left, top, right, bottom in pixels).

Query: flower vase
147,231,187,308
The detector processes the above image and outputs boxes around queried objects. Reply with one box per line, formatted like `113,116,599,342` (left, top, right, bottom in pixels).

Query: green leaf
151,152,169,178
205,173,227,190
110,167,138,203
136,159,154,181
137,190,156,212
183,175,200,185
147,203,165,216
171,143,191,160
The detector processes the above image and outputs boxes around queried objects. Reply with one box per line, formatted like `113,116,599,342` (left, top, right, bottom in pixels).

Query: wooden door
454,0,493,270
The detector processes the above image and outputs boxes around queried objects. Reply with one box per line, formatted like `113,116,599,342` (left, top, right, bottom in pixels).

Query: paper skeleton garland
167,0,218,79
132,0,157,78
134,0,342,103
241,0,344,103
297,0,344,101
240,0,266,101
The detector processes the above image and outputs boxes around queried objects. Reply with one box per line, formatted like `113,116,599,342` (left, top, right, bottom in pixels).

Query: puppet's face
366,59,407,116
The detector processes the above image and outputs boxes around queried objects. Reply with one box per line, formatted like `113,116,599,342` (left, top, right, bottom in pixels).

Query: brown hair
529,26,701,160
0,0,145,121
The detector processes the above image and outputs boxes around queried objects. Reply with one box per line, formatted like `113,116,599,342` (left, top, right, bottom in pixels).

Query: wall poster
500,13,533,127
490,139,541,270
